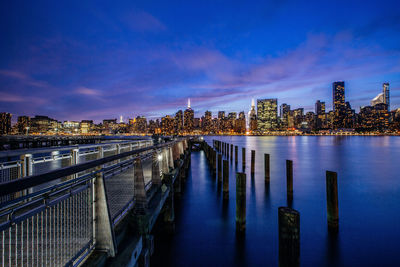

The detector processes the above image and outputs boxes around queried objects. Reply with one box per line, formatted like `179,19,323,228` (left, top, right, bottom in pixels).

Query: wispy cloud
123,10,166,32
74,86,102,96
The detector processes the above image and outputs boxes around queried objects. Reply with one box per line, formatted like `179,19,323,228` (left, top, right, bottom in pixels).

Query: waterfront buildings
1,81,397,136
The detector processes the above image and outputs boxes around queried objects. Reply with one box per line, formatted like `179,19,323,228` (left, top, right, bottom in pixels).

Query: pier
0,137,192,266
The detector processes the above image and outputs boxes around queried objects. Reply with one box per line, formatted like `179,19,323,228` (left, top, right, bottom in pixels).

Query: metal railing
0,140,153,195
0,138,188,266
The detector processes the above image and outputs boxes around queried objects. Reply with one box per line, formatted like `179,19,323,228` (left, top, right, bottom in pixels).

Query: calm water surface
152,136,400,266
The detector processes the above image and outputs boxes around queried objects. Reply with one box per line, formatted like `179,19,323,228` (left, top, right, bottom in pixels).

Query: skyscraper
174,110,183,134
315,100,325,115
280,103,290,129
383,82,390,111
257,99,278,132
248,99,257,132
332,81,347,129
203,111,212,133
184,99,194,133
315,100,326,129
0,112,12,135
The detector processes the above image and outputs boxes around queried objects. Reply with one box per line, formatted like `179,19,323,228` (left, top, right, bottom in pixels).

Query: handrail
0,140,179,197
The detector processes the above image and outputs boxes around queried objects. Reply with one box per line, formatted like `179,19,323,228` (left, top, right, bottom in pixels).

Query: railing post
20,154,33,177
94,169,117,256
168,146,174,170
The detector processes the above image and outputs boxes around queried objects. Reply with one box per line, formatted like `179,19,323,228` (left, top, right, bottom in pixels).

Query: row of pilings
202,139,339,267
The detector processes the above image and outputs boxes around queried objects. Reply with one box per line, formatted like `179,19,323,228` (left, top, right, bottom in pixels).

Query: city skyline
1,81,397,135
1,1,400,121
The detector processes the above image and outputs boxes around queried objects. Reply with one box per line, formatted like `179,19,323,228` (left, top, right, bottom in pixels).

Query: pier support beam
230,144,233,161
326,171,339,230
152,152,161,186
236,172,246,232
278,207,300,267
94,170,117,257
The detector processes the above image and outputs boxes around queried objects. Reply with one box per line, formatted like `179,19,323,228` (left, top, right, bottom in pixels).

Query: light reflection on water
152,136,400,266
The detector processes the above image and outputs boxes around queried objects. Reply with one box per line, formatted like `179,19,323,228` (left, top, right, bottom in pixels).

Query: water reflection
153,136,400,266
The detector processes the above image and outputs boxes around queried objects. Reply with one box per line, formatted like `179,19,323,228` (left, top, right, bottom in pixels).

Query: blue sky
0,0,399,122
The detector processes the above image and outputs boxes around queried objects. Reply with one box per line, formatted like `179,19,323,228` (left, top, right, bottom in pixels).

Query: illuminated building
174,110,183,134
315,100,326,129
203,111,212,133
227,112,237,132
372,83,390,112
161,115,174,135
257,99,278,131
248,99,257,132
293,108,304,129
80,120,94,134
17,116,30,134
279,103,290,129
218,111,226,132
383,83,390,111
332,81,347,129
0,112,12,135
358,103,389,131
63,121,80,134
30,115,60,134
236,111,246,133
184,99,194,133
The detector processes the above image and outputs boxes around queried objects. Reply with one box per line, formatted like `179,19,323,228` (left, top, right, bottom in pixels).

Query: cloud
74,86,102,96
123,10,166,32
0,69,49,88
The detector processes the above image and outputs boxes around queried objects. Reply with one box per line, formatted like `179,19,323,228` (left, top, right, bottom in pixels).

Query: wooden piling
213,150,217,174
235,146,238,165
236,172,246,232
326,171,339,230
286,160,293,197
278,207,300,267
223,160,229,199
230,144,233,161
242,147,246,169
251,150,255,175
264,154,270,182
218,154,222,182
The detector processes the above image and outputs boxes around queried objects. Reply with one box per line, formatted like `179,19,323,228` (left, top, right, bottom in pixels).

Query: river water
152,136,400,266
